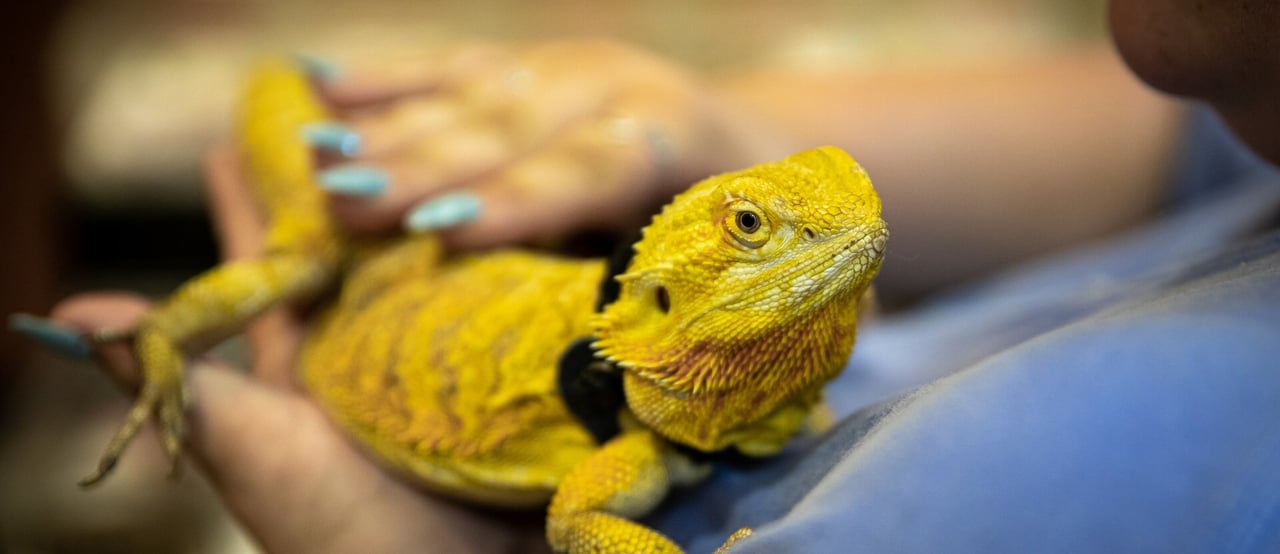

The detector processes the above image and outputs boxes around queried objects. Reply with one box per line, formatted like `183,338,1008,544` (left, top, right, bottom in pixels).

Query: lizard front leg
80,253,334,486
547,428,708,553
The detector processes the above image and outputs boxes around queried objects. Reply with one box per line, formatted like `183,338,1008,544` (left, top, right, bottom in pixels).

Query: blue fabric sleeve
1168,105,1276,206
645,108,1280,554
658,235,1280,553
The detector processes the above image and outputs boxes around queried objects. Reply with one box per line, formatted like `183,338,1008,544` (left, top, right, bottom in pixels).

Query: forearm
716,47,1185,301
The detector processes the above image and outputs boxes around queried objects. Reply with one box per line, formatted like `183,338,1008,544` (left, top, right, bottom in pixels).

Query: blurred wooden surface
0,0,64,384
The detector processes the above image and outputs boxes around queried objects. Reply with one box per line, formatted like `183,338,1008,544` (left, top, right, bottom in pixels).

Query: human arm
718,47,1186,299
296,43,1183,302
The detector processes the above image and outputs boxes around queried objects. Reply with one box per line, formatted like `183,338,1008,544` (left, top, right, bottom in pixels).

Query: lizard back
300,251,607,506
239,61,614,506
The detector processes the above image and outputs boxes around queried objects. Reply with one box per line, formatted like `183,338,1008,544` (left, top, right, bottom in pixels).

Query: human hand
36,145,549,554
291,39,792,248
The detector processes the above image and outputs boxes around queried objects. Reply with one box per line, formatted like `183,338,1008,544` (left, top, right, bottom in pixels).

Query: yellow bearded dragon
66,61,888,553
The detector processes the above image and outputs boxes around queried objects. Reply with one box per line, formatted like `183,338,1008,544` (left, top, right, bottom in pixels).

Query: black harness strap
557,337,625,444
557,232,637,444
556,230,743,463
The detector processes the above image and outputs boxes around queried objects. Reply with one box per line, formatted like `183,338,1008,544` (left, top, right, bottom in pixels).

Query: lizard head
591,146,887,452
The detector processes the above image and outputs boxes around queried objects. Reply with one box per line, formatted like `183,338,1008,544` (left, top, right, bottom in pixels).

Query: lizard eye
722,199,771,249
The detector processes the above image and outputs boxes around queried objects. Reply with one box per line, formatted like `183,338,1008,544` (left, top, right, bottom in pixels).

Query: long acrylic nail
294,53,342,81
302,123,362,156
319,166,389,197
9,313,90,359
404,194,483,232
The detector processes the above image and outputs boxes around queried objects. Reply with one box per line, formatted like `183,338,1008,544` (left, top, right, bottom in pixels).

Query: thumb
42,294,531,552
44,293,371,548
49,292,151,389
45,293,296,486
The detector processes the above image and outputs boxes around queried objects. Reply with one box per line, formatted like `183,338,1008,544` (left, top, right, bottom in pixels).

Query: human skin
300,44,1184,301
1109,0,1280,164
719,48,1183,299
51,146,549,554
45,2,1279,551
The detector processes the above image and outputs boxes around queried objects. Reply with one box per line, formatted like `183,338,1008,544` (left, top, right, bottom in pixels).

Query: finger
203,143,266,261
305,45,508,109
424,116,661,249
315,72,600,230
204,145,306,387
49,292,152,388
44,295,284,490
312,95,470,160
347,52,614,153
321,123,519,233
48,288,301,401
34,301,529,552
184,366,533,553
244,307,305,390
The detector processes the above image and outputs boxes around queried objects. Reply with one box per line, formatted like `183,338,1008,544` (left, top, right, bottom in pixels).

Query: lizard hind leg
79,254,335,487
76,61,344,487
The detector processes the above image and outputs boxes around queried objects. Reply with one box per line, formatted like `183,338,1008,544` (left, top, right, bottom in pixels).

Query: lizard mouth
743,220,886,311
789,220,888,299
825,221,888,273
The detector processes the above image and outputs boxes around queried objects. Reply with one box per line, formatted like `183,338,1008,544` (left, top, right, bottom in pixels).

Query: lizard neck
620,294,861,452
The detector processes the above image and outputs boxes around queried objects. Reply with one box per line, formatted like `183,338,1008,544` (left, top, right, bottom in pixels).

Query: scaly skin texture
82,61,888,553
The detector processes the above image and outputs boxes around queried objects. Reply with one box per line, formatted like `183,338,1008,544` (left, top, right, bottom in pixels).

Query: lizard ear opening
655,285,671,313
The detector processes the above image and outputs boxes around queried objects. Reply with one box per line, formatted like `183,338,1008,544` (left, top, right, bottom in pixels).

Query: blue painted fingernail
9,313,90,359
319,166,388,197
404,194,483,232
302,123,362,156
294,53,342,81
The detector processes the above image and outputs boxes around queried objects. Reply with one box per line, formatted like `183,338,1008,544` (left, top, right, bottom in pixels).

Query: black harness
555,235,741,462
556,233,635,445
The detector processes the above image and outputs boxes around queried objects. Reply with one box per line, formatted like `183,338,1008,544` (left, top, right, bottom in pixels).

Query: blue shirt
647,108,1280,553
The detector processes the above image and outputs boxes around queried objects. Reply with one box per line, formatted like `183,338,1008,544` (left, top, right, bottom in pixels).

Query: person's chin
1108,0,1280,165
1215,99,1280,166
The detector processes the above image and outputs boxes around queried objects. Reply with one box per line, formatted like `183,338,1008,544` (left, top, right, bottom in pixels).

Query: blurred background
1,1,1104,551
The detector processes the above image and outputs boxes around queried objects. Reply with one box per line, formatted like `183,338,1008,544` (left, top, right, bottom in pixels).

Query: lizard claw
79,378,189,487
6,316,158,488
77,457,118,488
79,329,189,487
79,383,156,487
159,380,189,479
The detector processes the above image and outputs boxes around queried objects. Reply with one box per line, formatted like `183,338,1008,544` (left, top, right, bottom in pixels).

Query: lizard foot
80,329,189,487
712,528,753,554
